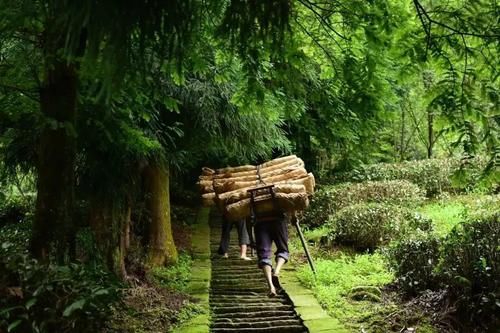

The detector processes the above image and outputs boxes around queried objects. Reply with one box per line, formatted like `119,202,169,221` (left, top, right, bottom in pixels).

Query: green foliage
0,193,34,227
461,194,500,221
0,220,31,256
170,302,206,329
298,254,394,330
418,194,500,236
333,158,492,197
326,203,420,250
418,199,466,236
104,285,196,333
149,253,193,292
439,212,499,325
304,180,424,227
0,250,119,333
387,205,499,329
388,234,441,295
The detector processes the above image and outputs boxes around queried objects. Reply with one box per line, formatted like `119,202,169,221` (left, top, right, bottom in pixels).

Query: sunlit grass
418,200,465,236
418,194,500,236
297,253,396,330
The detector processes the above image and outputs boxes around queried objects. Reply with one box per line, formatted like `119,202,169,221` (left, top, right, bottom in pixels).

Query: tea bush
439,212,499,326
387,210,499,329
326,203,423,249
304,180,424,227
330,157,491,197
388,233,441,295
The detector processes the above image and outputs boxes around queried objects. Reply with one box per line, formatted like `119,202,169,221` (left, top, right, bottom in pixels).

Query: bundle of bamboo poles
197,155,315,220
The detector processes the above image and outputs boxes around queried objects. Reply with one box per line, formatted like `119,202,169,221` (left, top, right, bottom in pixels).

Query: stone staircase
209,215,309,333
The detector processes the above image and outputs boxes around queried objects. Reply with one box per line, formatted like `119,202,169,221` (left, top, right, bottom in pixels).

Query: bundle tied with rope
197,155,315,220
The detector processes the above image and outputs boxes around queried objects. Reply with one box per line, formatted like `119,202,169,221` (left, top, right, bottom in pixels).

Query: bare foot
240,256,252,260
272,275,282,291
268,286,277,297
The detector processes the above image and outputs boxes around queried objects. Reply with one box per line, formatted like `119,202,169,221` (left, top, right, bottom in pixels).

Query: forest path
209,213,308,333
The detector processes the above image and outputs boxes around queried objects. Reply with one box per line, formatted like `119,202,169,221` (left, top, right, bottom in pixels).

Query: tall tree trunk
400,101,406,161
31,61,77,262
427,108,434,158
89,198,129,279
143,163,178,267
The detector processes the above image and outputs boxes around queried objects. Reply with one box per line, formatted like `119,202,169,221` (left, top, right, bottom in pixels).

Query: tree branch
413,0,500,39
298,0,347,41
0,82,39,102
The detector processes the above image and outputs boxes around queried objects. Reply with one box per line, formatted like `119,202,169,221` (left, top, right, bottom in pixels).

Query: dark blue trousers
254,217,289,268
217,218,250,255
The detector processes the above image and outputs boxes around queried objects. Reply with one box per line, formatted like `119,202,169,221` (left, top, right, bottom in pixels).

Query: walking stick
293,215,316,275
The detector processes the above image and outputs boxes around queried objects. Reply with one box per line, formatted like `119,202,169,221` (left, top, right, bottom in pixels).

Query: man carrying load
197,155,316,295
254,210,290,297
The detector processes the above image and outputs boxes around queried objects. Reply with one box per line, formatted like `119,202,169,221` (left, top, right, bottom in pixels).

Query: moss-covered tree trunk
31,60,77,262
143,163,178,267
89,199,129,279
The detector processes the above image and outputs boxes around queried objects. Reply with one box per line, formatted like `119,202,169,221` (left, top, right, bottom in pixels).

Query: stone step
212,319,303,329
211,325,307,333
212,268,259,273
211,277,264,283
212,310,297,319
210,290,271,296
211,282,266,288
211,301,285,308
213,315,299,324
212,304,293,314
208,215,308,333
211,287,270,293
211,269,261,274
210,297,288,304
212,257,257,268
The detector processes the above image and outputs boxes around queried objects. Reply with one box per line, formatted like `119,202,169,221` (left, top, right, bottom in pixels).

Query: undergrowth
149,252,193,292
296,253,437,332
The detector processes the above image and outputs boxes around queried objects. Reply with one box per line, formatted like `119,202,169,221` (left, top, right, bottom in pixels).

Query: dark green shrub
304,180,424,227
330,157,490,197
388,234,441,295
0,194,34,226
149,252,193,292
439,212,499,326
403,211,433,232
462,194,500,220
303,186,339,228
326,203,409,249
0,248,119,333
0,219,31,255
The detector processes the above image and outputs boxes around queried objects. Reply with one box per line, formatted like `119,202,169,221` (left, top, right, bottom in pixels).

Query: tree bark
31,61,77,262
427,108,434,158
400,100,406,161
143,163,178,267
30,14,86,261
89,198,129,279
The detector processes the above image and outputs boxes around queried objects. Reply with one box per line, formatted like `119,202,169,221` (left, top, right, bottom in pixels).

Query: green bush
0,194,34,226
149,253,193,292
0,219,32,255
439,212,499,325
304,180,424,227
461,194,500,220
297,254,394,329
0,249,119,333
331,157,491,197
388,234,441,295
326,203,415,249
